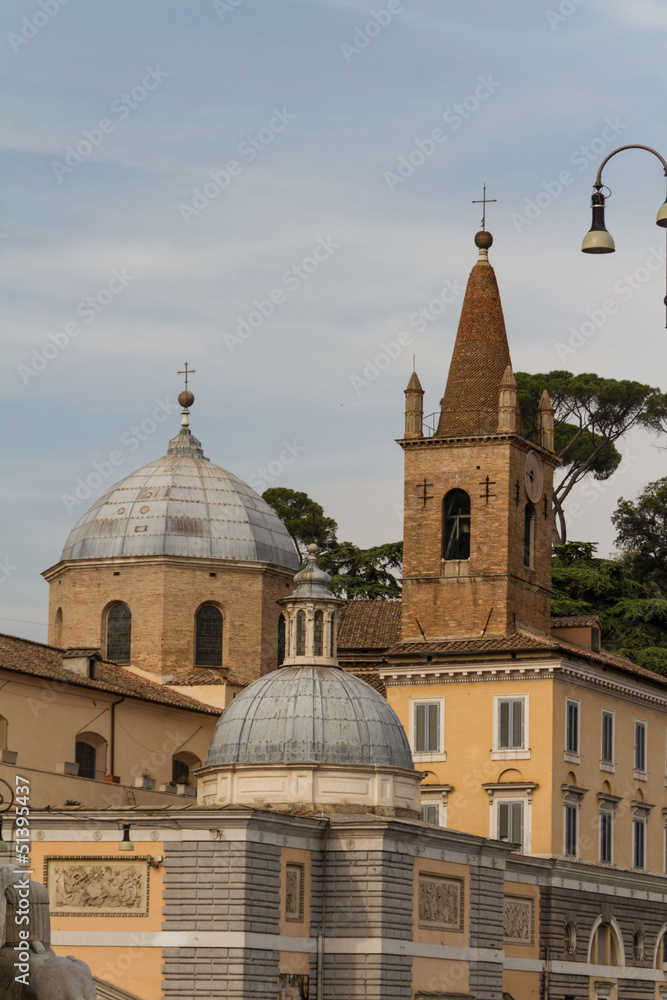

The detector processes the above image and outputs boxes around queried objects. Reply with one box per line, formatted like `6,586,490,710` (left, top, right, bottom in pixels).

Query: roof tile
436,256,512,437
0,633,219,714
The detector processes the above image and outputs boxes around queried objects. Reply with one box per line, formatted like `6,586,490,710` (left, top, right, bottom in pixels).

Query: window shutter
511,802,523,846
428,702,439,752
566,702,578,753
498,802,509,841
602,713,613,762
565,805,577,856
415,704,426,753
511,700,523,748
635,723,646,771
499,701,510,748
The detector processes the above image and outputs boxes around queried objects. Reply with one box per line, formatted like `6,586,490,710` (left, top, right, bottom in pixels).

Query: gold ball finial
178,390,194,408
474,230,493,249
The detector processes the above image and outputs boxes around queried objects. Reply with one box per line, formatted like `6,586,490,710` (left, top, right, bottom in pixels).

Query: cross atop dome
177,362,196,427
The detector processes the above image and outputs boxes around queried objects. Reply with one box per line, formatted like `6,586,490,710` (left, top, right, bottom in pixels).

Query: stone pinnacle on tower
404,367,424,439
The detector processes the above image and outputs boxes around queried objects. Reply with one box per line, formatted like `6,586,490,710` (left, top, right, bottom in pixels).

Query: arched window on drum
195,605,223,667
106,603,131,664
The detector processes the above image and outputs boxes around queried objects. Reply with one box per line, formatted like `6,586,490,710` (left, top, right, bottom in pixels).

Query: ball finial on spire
474,230,493,249
177,363,196,427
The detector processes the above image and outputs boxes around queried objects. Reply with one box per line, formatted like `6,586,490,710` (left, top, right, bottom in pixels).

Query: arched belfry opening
443,489,471,561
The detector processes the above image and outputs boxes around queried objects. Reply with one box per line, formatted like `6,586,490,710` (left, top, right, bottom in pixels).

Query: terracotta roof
345,666,386,697
337,599,402,649
336,601,663,689
0,633,219,714
384,632,551,656
551,634,667,685
384,627,667,689
169,669,228,686
436,251,512,437
551,615,601,628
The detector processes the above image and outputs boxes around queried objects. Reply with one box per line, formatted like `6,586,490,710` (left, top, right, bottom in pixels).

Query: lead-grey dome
60,427,299,568
205,664,415,770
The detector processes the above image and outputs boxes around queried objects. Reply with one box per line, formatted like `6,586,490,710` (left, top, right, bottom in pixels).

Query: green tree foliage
516,371,667,543
262,487,338,560
552,541,667,675
612,477,667,590
319,541,403,599
263,487,403,597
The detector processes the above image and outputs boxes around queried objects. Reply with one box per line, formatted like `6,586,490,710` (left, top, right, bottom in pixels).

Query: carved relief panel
418,873,464,931
503,893,534,946
44,857,149,917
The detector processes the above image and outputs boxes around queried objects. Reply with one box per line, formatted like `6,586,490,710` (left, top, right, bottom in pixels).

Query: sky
2,0,667,644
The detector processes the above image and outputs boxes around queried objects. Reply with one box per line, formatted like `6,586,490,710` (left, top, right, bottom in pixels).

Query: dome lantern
278,544,343,667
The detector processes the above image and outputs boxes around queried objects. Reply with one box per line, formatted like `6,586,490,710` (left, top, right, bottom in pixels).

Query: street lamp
581,144,667,324
0,779,13,853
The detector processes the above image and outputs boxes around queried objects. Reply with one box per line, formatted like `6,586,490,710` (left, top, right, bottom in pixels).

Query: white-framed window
420,785,451,828
498,800,524,847
409,697,446,761
564,802,578,857
484,783,535,853
633,815,646,869
601,710,614,771
600,810,613,864
421,802,440,825
589,919,622,967
565,699,580,762
634,720,647,777
492,695,529,759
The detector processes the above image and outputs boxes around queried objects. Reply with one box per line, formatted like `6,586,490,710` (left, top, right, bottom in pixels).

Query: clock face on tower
524,450,543,503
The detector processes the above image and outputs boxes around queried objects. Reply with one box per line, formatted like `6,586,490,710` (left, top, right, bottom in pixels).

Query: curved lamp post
0,777,14,853
581,144,667,325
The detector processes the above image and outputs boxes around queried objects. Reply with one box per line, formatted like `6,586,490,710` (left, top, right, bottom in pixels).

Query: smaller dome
205,664,414,771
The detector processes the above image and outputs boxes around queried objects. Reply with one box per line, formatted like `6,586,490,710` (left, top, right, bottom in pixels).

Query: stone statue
0,864,96,999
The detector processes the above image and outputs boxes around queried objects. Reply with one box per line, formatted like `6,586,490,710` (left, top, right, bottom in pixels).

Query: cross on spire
177,362,196,392
472,183,497,231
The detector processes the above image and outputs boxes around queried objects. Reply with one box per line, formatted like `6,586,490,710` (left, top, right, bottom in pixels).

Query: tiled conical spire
436,231,512,437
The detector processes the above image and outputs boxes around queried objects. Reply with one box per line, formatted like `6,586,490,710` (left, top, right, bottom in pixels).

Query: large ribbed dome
205,664,415,770
60,426,299,568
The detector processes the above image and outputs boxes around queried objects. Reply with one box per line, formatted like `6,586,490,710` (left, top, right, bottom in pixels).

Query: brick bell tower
399,230,558,642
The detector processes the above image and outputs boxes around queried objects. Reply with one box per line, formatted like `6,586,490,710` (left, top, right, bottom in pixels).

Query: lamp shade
657,200,667,228
582,191,615,253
